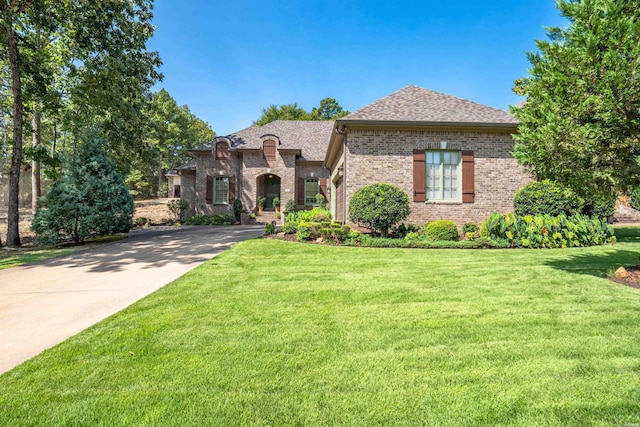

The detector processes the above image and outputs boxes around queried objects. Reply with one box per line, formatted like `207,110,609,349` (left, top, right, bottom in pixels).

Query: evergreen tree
512,0,640,198
32,129,134,244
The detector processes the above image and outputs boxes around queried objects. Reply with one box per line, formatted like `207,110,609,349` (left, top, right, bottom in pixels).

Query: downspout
336,124,348,223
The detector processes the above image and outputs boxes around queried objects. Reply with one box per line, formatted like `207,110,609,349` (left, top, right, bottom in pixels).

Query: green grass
0,235,125,271
0,247,78,270
2,229,640,425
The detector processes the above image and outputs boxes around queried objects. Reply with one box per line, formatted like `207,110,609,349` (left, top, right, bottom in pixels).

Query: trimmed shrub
281,221,297,234
284,199,297,214
264,222,276,235
425,220,459,241
582,194,616,220
513,180,583,217
631,187,640,211
319,227,332,240
349,183,410,237
184,214,235,225
316,193,326,209
481,212,613,248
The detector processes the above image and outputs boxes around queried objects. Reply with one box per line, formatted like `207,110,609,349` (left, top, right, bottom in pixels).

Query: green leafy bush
167,199,189,221
184,214,235,225
424,220,459,241
391,223,422,238
264,222,276,235
296,222,313,242
349,183,410,237
32,130,134,244
281,221,297,234
297,208,332,223
233,199,244,222
513,180,583,217
462,223,479,233
480,212,613,248
135,217,148,227
631,187,640,211
284,199,297,213
582,194,616,220
316,193,326,209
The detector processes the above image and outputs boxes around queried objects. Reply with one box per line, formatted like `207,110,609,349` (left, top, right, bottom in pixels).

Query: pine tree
32,129,134,244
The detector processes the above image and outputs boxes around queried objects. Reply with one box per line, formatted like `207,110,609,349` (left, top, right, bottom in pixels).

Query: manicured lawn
1,228,640,425
0,235,126,271
0,247,78,271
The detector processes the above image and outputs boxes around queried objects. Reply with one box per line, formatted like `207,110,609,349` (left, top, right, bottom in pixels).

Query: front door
264,175,281,210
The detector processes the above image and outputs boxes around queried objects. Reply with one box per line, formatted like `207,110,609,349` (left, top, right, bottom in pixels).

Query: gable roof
191,120,334,161
339,85,517,126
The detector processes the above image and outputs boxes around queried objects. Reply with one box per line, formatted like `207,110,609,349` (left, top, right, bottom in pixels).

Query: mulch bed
607,265,640,289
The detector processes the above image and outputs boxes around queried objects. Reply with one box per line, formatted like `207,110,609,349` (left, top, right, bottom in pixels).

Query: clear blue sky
147,1,566,136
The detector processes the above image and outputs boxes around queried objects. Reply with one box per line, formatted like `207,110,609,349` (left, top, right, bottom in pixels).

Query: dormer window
215,141,229,160
263,140,276,160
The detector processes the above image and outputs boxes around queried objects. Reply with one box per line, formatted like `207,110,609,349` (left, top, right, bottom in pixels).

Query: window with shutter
414,149,473,203
263,140,276,160
304,178,319,205
215,141,229,160
213,176,229,204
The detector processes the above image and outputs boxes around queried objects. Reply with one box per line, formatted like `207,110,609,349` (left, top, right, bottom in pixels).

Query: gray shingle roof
340,85,517,125
192,120,334,161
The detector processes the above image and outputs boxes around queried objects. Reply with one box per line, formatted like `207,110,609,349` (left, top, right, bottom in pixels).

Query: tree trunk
158,151,163,197
6,27,24,247
32,109,42,213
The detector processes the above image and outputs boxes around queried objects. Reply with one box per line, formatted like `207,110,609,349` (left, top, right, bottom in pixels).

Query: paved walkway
0,225,263,374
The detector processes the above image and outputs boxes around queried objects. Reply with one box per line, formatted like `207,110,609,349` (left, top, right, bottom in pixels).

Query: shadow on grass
544,248,640,280
613,225,640,243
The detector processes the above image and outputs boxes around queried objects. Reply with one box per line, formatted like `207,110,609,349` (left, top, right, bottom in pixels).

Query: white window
426,151,461,201
304,178,319,205
214,176,229,204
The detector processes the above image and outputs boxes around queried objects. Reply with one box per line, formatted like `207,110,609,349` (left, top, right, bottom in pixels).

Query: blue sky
148,1,566,136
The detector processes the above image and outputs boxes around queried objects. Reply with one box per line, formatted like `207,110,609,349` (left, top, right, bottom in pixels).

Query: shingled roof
340,85,517,125
191,120,334,161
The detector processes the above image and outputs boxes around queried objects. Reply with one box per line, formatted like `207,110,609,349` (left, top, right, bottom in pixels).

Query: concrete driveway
0,225,263,374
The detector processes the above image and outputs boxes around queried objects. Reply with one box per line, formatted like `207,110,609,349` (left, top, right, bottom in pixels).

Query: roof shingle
191,120,334,161
340,85,517,125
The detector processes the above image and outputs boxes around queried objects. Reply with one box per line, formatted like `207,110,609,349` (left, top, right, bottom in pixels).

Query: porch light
267,168,271,174
337,167,343,177
219,170,224,175
269,175,273,179
310,172,315,177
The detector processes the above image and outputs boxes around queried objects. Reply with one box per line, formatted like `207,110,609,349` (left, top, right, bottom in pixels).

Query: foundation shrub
424,220,459,241
513,180,583,217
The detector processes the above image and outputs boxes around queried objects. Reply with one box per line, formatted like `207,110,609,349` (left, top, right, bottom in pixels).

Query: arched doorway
260,174,281,210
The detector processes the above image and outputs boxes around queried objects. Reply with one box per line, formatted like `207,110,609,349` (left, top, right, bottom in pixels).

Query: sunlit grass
1,231,640,425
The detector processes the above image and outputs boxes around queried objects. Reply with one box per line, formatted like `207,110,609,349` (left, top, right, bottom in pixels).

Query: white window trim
213,176,229,205
304,178,319,206
425,150,462,202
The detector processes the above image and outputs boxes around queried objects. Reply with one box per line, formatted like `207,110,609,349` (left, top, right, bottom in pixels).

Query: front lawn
1,229,640,425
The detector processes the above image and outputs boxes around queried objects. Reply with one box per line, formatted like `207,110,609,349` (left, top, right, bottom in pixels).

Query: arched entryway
258,173,281,210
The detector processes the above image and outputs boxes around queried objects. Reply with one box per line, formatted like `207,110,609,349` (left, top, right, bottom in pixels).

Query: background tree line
0,0,214,247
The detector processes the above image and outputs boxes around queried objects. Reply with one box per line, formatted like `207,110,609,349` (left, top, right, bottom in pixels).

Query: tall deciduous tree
511,0,640,199
309,97,350,120
254,98,350,126
0,0,161,247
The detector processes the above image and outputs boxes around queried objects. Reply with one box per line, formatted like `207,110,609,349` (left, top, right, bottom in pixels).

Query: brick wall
194,152,239,216
241,150,296,211
295,164,330,209
344,128,532,226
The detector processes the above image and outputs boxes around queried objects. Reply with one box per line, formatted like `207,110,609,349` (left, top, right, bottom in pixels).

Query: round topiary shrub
424,220,459,241
349,183,410,237
513,180,583,217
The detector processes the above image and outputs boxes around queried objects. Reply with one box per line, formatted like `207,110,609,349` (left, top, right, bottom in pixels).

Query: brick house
177,120,333,218
174,85,531,225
